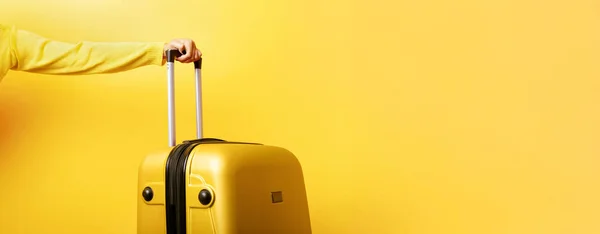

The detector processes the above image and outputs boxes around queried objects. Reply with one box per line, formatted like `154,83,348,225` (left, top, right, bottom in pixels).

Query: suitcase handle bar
166,49,203,147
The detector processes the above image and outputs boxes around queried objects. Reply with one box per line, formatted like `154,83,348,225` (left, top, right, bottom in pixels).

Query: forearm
10,28,165,75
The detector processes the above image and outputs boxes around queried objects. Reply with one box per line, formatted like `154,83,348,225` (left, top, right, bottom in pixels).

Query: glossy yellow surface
137,143,311,234
137,150,168,234
2,0,600,234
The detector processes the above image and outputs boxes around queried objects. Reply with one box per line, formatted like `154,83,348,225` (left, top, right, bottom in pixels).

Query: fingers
193,49,202,62
164,39,202,63
177,40,194,63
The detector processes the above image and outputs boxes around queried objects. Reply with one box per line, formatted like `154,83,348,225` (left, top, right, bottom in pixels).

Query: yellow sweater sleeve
0,24,165,78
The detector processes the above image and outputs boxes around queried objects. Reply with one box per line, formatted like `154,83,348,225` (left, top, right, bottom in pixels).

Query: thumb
164,41,185,54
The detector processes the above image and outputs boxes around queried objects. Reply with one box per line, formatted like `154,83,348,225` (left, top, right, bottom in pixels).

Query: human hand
163,38,202,63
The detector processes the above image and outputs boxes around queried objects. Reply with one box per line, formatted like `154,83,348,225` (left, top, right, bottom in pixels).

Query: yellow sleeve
5,24,166,75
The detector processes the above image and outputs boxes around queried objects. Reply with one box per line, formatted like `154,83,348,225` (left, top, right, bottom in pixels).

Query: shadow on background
0,96,29,164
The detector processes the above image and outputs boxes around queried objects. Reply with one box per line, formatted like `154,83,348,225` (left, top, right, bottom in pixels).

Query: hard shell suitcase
137,50,312,234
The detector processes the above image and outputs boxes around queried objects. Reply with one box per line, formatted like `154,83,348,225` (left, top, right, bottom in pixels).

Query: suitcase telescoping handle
166,49,203,147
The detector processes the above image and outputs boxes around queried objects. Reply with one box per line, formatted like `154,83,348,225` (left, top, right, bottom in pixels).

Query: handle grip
166,49,203,147
166,49,202,68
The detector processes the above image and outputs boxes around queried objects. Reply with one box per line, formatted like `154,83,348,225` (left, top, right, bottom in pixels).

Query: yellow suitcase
137,50,312,234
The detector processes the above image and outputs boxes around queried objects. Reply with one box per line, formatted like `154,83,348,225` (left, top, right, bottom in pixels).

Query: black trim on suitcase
165,143,186,234
165,141,199,234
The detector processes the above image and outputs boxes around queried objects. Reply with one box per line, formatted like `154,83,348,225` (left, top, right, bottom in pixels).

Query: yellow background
1,0,600,233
